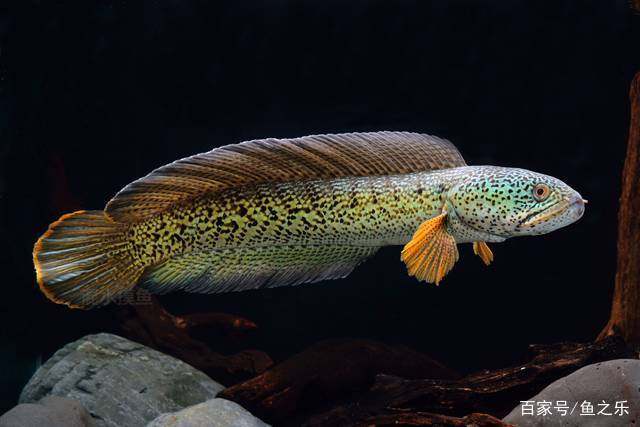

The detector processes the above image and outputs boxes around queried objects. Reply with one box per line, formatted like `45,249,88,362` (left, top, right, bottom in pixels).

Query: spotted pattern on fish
125,166,584,271
127,171,447,266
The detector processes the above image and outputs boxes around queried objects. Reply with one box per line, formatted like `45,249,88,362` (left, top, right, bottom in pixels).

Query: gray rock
147,398,270,427
0,396,94,427
504,359,640,426
20,333,224,427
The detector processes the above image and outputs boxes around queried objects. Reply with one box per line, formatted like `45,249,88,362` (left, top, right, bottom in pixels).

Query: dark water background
1,0,639,412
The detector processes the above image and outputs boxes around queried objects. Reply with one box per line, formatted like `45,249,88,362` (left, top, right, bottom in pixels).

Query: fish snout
567,194,586,221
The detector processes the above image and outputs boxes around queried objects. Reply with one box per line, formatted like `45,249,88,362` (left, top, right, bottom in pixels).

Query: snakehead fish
33,132,586,308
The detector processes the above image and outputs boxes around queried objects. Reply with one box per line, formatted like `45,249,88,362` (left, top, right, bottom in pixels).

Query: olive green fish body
129,170,466,294
33,133,585,308
131,171,453,259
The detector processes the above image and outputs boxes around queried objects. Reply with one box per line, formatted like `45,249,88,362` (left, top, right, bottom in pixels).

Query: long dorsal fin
105,131,466,222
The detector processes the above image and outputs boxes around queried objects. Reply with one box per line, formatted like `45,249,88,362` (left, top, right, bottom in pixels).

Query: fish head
448,166,585,239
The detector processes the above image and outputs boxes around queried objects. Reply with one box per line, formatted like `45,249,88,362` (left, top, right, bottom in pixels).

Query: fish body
132,171,444,258
33,133,585,308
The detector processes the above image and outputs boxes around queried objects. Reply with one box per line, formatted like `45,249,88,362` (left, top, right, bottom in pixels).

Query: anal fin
141,245,379,294
401,212,459,285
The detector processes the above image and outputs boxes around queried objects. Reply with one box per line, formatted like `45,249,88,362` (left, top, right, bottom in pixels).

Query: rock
115,296,273,384
20,333,225,427
503,359,640,426
0,396,94,427
146,398,270,427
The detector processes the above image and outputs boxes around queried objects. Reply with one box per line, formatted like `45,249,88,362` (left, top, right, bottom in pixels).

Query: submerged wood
221,335,630,426
599,72,640,348
305,336,631,426
113,293,273,385
219,338,459,424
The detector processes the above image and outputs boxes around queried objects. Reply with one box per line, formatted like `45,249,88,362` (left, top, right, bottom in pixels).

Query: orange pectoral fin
401,212,459,285
473,241,494,266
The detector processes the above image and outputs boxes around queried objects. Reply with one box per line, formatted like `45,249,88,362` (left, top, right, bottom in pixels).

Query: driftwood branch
221,335,630,426
113,293,272,385
219,338,458,424
598,71,640,348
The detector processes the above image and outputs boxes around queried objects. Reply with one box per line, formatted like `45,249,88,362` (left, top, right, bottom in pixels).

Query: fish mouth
519,198,585,229
519,201,564,228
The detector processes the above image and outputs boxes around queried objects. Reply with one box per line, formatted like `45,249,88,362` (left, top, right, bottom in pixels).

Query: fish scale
131,171,450,255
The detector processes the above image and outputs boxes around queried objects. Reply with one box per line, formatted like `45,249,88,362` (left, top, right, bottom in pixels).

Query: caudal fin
33,210,143,309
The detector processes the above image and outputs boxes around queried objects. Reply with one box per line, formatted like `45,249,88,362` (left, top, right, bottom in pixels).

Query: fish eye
532,183,550,201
